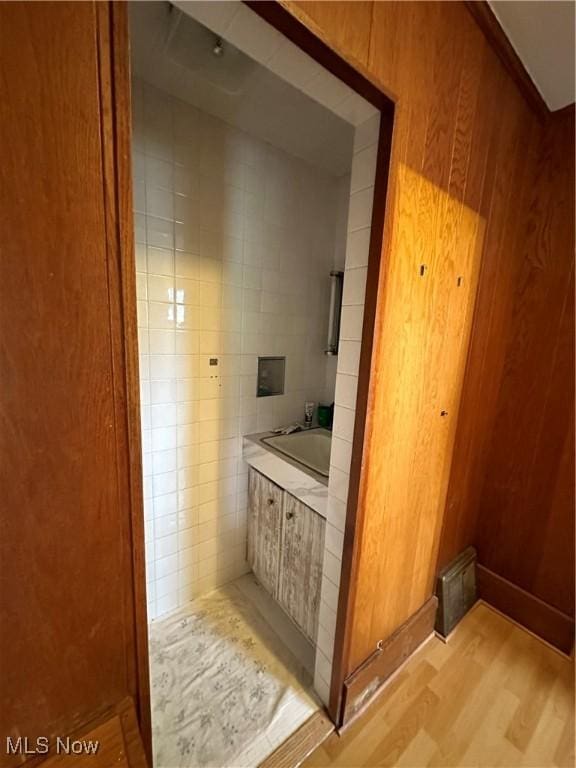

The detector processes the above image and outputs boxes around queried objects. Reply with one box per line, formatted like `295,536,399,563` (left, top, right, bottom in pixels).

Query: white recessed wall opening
130,1,383,761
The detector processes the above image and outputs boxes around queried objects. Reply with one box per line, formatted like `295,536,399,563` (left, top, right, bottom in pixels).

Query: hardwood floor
304,603,574,768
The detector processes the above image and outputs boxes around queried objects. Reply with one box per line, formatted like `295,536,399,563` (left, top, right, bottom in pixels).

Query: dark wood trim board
340,597,438,726
477,565,574,655
245,2,398,726
99,3,152,760
258,710,334,768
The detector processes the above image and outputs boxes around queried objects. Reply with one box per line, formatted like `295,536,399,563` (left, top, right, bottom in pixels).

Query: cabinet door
279,494,326,642
247,469,283,597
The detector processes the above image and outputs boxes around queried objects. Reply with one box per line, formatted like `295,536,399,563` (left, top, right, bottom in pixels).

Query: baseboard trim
340,596,438,725
477,565,574,654
258,709,334,768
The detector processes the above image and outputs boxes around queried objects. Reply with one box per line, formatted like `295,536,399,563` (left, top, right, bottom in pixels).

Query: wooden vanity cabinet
247,468,326,643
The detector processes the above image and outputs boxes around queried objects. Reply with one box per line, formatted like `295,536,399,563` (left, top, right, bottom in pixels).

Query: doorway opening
128,1,393,763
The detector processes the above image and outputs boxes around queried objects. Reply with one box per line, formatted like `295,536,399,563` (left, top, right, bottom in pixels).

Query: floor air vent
435,546,477,638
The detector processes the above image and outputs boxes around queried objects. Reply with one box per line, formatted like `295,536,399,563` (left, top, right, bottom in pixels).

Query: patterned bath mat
149,582,319,767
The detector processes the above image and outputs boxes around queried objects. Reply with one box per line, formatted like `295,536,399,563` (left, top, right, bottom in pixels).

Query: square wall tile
337,341,361,376
342,267,367,307
330,437,353,476
353,114,380,153
328,466,350,506
325,523,345,560
148,275,174,303
340,305,364,342
345,227,371,270
314,674,330,706
334,373,358,410
148,302,175,330
323,549,343,588
148,247,174,276
314,648,333,687
332,404,355,443
348,187,374,232
350,144,377,194
146,186,174,220
145,156,173,189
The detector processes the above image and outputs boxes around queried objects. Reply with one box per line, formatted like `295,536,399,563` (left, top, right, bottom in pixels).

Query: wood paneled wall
0,2,149,760
342,1,519,675
442,106,575,617
288,1,374,68
284,0,572,684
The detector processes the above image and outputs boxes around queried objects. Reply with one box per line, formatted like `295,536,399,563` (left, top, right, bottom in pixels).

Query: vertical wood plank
96,3,151,755
285,1,374,67
248,469,283,597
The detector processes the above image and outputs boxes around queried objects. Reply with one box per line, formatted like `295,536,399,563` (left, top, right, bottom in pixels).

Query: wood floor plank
554,676,576,768
505,659,559,752
458,687,521,768
395,729,437,767
522,678,572,768
332,660,437,766
424,616,521,765
302,604,574,768
364,686,441,767
380,661,438,726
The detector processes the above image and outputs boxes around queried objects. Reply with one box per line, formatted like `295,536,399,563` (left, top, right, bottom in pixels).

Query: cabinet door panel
247,469,283,596
279,494,326,642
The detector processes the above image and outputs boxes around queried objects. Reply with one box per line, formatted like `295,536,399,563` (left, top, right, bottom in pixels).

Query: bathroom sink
262,428,332,478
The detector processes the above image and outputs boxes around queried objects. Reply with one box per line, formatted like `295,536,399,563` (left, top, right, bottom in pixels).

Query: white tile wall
133,79,347,620
313,112,380,704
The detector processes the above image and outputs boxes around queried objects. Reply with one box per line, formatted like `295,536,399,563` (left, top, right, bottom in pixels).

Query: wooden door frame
111,0,396,740
246,2,396,725
97,3,152,762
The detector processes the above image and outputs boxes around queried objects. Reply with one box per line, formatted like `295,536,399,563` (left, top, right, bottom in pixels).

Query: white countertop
243,431,329,519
